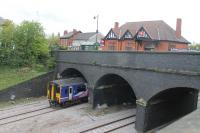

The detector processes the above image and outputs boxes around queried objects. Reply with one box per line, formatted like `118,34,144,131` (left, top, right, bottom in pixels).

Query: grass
0,65,48,91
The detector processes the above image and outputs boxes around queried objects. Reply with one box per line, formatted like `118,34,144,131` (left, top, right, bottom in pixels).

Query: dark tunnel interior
60,68,87,82
145,87,199,131
94,74,136,107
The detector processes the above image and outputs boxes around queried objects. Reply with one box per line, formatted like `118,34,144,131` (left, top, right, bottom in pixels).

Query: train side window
77,85,86,93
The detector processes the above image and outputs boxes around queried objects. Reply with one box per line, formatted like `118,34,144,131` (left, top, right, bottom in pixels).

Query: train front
47,81,61,106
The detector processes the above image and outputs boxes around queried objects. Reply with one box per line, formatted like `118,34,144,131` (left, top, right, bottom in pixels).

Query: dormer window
123,30,133,39
135,27,151,40
105,30,118,39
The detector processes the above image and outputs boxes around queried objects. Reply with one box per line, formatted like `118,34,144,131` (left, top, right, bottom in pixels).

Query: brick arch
60,67,88,83
93,73,138,107
146,84,199,102
148,87,199,102
94,73,138,97
144,87,199,131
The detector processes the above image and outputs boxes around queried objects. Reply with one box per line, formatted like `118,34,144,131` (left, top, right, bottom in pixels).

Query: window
168,43,176,51
69,87,72,93
136,27,150,40
124,31,133,39
77,84,86,93
106,30,117,39
125,41,133,51
125,46,132,51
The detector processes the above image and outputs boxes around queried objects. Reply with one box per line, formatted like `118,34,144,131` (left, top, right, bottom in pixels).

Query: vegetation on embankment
0,19,59,91
0,65,47,90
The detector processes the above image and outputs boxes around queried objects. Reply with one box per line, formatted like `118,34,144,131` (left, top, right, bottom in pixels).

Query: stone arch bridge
55,51,200,132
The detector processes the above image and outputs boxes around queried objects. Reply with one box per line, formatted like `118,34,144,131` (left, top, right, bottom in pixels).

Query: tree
47,33,60,52
189,43,200,51
13,21,49,66
0,20,15,65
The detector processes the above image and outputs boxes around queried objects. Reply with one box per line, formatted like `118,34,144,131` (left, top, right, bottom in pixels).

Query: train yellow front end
47,81,61,106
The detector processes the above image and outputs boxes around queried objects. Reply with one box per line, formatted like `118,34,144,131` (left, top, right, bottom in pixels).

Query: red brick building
103,19,189,51
60,29,81,46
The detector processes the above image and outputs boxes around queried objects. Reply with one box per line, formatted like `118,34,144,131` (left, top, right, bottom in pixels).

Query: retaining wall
0,71,54,102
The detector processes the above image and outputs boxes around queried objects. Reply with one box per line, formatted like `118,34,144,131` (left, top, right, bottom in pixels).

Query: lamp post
93,15,99,44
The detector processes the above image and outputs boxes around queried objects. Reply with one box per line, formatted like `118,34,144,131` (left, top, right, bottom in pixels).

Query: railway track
0,101,87,127
0,106,50,121
0,100,48,113
80,114,136,133
0,106,57,126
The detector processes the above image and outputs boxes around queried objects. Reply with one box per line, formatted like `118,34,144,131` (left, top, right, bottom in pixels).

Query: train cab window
55,84,60,93
77,85,86,93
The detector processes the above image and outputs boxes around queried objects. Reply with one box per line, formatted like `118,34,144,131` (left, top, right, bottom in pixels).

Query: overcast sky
0,0,199,43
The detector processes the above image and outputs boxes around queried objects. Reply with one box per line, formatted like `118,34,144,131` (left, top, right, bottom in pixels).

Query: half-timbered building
103,19,189,51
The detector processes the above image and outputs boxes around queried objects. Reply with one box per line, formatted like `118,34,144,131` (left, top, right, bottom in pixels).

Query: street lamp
93,15,99,44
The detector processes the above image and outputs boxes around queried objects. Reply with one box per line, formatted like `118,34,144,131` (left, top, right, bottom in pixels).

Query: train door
69,86,73,100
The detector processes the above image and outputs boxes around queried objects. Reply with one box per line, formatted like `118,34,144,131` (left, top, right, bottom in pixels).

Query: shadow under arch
144,87,199,131
60,68,87,82
93,73,136,108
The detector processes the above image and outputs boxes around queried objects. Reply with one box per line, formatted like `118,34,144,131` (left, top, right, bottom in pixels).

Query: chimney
114,22,119,29
176,18,182,38
64,30,68,35
73,29,77,34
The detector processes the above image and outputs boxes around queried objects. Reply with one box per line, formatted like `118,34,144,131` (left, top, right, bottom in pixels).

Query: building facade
60,30,104,50
72,32,104,50
103,19,189,51
59,29,81,47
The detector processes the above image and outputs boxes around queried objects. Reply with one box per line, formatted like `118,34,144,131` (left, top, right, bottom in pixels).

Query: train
47,77,88,107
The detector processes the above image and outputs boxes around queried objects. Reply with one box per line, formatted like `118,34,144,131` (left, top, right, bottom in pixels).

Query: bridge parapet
56,51,200,76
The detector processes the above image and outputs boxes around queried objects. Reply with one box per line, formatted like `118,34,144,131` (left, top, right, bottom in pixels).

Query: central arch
60,68,87,82
93,74,136,108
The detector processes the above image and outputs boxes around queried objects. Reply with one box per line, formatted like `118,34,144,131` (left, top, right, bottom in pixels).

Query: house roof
60,31,81,39
111,20,189,43
74,32,97,40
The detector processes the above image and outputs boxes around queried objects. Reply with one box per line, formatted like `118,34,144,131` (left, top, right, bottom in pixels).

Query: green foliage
0,20,15,65
13,21,49,66
0,20,57,69
189,43,200,51
46,57,56,70
59,45,68,50
47,34,59,50
0,65,47,90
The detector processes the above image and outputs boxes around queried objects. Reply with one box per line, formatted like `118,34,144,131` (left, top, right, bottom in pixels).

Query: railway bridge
55,51,200,132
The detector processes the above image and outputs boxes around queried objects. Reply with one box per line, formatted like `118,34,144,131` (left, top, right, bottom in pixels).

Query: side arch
144,87,199,131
